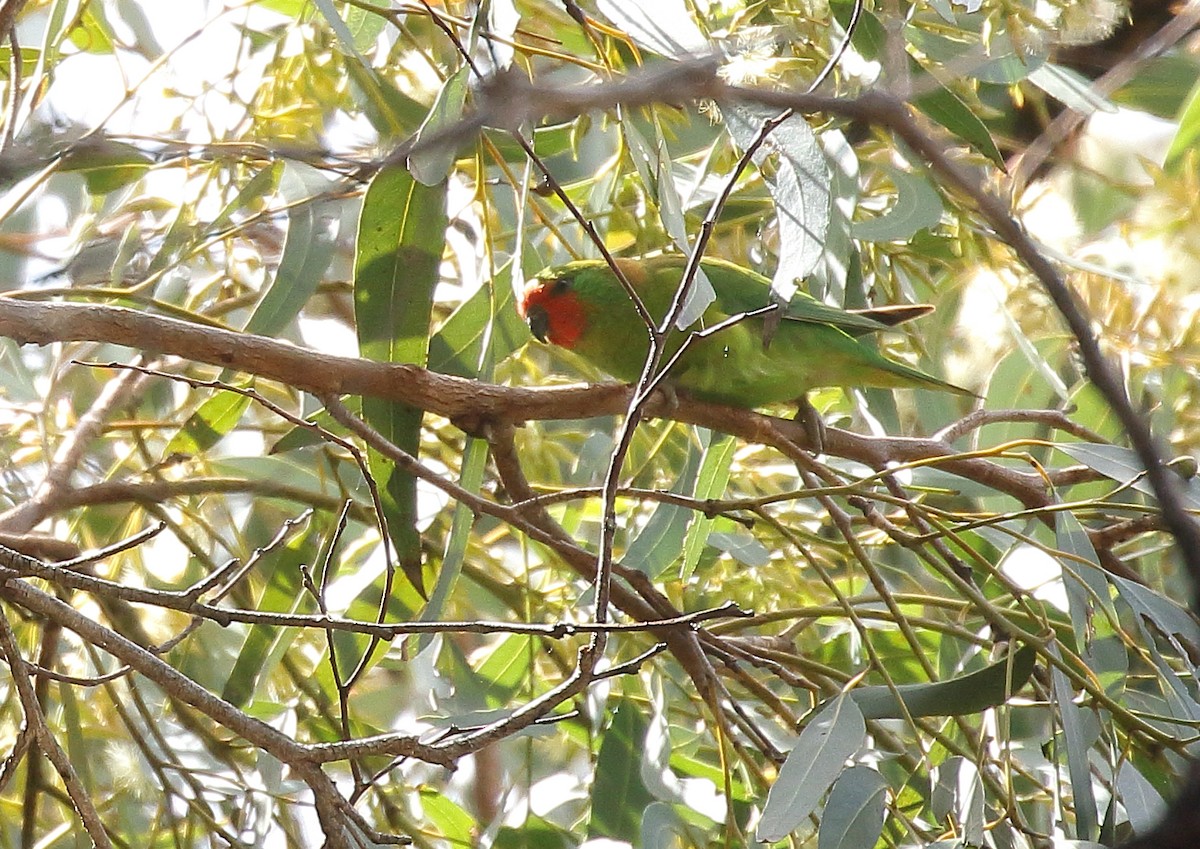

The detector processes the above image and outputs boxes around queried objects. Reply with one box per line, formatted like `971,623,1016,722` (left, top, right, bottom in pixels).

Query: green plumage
528,255,970,408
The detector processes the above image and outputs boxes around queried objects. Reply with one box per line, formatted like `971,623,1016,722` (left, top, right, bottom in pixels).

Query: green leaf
209,162,283,236
484,123,575,162
1115,761,1167,835
680,432,735,579
475,634,535,700
851,165,943,242
707,529,769,568
1112,55,1200,118
626,432,703,578
837,643,1036,720
1054,442,1200,509
269,398,357,454
345,60,428,136
1029,63,1115,116
727,106,831,301
914,83,1004,167
1165,75,1200,174
222,620,282,707
588,699,655,841
59,140,152,194
409,65,470,185
420,788,476,844
342,1,388,52
494,817,573,849
757,695,866,842
68,4,116,54
245,165,336,337
818,766,887,849
1049,643,1100,841
418,436,488,632
427,261,530,379
931,757,985,846
354,166,448,596
833,2,885,60
1110,575,1200,651
1056,509,1117,658
165,391,253,458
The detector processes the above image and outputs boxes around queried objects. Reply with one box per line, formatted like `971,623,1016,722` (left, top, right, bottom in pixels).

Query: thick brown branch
0,297,1053,512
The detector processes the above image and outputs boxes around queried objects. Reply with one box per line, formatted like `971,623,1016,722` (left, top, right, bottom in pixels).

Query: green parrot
518,255,971,409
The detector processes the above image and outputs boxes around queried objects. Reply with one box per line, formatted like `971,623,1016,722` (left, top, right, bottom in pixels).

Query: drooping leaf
245,164,337,337
757,695,866,842
1166,76,1200,174
626,430,703,578
931,757,985,846
818,766,887,849
588,699,655,841
1055,509,1117,659
1049,643,1101,841
680,432,736,578
851,165,943,242
354,165,448,597
596,0,707,57
1116,760,1167,835
417,435,487,632
727,105,831,304
914,83,1005,167
409,65,470,185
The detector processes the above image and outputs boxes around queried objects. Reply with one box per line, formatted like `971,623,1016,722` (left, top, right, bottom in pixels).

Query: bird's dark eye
551,276,571,296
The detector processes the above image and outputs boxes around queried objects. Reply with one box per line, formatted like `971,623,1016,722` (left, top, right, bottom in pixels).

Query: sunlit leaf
355,166,448,596
727,105,831,302
1029,63,1116,115
597,0,707,56
1166,76,1200,174
166,391,252,458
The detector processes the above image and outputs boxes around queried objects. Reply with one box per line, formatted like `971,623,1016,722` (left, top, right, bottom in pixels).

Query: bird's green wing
688,257,900,335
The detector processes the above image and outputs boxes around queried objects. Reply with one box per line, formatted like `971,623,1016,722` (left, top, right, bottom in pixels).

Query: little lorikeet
518,255,971,408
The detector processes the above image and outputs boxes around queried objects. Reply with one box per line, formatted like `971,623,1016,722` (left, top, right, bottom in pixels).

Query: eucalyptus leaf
757,695,866,842
727,105,831,302
851,165,943,242
596,0,707,56
818,766,887,849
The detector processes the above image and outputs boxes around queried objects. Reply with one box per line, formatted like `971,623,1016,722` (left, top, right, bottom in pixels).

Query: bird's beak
527,304,550,343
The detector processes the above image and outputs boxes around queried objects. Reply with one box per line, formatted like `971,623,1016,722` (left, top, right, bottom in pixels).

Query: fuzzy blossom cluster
1036,0,1129,44
956,99,1200,417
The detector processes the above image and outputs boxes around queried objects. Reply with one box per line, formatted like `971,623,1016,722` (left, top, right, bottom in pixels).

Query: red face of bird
518,272,587,349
